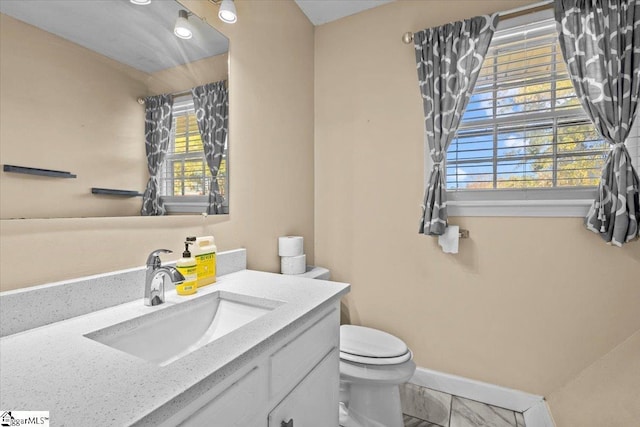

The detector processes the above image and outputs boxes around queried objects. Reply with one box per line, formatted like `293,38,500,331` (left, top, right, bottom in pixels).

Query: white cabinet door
268,349,339,427
269,309,339,402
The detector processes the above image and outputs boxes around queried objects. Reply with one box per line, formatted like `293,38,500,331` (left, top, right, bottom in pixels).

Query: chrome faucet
144,249,185,306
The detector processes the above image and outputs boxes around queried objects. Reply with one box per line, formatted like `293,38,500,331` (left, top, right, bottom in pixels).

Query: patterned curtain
415,14,500,235
192,81,229,214
141,94,173,216
555,0,640,246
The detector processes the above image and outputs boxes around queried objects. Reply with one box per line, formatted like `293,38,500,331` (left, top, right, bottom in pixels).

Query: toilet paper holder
459,229,470,239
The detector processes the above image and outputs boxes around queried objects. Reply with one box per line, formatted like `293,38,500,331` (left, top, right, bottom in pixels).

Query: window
159,96,228,214
443,10,639,216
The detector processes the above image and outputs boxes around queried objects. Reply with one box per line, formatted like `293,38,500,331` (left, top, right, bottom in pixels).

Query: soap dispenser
193,235,217,287
175,237,197,295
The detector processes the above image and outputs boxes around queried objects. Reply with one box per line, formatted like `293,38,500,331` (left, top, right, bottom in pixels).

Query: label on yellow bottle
195,252,216,287
176,282,197,295
176,264,198,295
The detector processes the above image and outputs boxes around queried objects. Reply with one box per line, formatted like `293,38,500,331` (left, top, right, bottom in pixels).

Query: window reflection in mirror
161,95,229,215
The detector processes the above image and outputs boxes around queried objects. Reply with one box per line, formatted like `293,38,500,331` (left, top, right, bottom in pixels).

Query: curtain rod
137,89,192,105
401,0,554,44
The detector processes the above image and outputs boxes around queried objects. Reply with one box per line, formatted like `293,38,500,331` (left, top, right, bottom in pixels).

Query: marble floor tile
404,414,444,427
450,396,517,427
400,383,452,427
515,412,526,427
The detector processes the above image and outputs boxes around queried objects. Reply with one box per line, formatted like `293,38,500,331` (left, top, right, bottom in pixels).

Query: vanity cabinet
160,302,340,427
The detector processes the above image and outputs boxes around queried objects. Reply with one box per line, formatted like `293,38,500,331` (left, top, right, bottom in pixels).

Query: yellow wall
0,0,315,289
547,328,640,426
314,0,640,410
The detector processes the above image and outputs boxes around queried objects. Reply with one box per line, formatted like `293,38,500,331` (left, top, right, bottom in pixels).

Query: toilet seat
340,325,412,365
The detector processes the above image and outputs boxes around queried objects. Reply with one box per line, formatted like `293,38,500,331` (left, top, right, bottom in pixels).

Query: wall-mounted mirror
0,0,229,219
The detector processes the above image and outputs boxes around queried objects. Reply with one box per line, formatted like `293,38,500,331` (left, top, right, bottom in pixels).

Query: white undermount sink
85,291,283,366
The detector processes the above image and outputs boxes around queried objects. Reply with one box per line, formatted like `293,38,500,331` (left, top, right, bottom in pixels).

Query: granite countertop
0,269,349,426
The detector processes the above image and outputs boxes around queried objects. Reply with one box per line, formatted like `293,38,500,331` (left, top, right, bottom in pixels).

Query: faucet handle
146,249,172,268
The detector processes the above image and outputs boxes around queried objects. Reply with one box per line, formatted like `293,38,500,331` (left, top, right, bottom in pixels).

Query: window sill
447,199,592,217
163,200,229,215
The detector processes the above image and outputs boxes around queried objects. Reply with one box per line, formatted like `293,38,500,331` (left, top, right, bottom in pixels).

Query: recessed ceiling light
130,0,151,5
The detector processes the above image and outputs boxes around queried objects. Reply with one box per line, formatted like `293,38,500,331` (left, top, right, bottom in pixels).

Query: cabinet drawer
269,308,338,400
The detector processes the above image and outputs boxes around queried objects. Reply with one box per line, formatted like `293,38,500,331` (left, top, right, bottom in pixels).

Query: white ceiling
295,0,394,26
0,0,393,73
0,0,229,74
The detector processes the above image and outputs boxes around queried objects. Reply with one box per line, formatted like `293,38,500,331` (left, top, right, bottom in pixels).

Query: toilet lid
340,350,412,365
340,325,409,359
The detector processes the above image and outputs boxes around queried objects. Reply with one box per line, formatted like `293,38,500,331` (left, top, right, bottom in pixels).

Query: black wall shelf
3,164,76,178
91,187,143,197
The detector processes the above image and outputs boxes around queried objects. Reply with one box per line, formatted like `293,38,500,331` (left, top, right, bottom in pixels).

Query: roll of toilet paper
438,225,459,254
281,254,306,275
278,236,304,257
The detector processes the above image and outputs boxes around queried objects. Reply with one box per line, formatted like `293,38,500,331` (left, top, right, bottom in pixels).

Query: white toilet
339,325,416,427
300,267,416,427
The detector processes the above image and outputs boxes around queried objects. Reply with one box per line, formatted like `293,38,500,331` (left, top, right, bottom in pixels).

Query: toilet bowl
339,325,415,427
301,267,415,427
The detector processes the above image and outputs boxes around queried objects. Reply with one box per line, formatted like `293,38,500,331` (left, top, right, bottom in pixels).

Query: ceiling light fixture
130,0,151,5
174,10,193,40
218,0,237,24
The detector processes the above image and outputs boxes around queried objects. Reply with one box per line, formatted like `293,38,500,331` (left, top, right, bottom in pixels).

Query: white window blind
446,14,609,197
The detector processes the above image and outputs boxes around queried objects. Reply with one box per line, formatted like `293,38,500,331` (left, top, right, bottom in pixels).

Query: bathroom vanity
0,252,349,426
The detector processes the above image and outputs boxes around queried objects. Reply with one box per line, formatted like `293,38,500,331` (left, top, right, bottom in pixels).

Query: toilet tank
298,266,331,280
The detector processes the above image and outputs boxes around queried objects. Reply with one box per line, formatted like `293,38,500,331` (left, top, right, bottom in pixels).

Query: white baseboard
409,367,555,426
523,400,556,427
